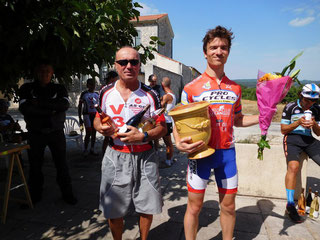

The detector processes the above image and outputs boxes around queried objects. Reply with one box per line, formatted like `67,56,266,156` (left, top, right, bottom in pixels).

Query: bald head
115,46,140,61
162,77,171,88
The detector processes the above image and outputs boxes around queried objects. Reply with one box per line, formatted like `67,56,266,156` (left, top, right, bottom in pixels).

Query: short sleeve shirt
181,72,242,149
281,100,320,136
79,90,99,114
98,80,165,152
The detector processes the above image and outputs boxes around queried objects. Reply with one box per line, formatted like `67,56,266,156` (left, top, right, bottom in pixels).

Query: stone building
131,14,201,102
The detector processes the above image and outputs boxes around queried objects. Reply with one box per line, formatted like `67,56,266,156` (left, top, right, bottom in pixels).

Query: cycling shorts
283,134,320,166
187,148,238,194
83,113,95,129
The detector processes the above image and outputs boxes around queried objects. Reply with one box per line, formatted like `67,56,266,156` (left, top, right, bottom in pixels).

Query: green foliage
0,0,161,100
241,86,257,101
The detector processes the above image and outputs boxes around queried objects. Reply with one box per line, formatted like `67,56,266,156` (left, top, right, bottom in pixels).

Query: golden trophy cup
168,101,215,159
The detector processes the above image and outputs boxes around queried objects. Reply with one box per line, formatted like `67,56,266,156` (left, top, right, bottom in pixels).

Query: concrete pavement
0,109,320,239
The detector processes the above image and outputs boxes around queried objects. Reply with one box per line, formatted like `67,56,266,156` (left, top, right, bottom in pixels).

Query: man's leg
139,213,153,240
48,130,77,204
28,132,47,203
285,160,302,223
285,160,300,202
184,191,205,240
219,192,236,240
84,127,91,153
108,218,124,240
163,135,173,166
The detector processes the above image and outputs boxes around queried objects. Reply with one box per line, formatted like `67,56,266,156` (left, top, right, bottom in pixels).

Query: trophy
169,101,215,159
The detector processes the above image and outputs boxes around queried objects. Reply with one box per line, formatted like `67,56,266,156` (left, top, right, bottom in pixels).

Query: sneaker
286,204,302,223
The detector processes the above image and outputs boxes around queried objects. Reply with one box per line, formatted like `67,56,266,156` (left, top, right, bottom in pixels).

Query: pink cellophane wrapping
256,70,293,135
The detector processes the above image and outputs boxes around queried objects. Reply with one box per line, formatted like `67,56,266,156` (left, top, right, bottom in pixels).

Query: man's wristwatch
142,132,149,142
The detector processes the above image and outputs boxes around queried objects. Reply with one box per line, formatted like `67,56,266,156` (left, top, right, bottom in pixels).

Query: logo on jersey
294,110,301,114
202,81,211,90
199,90,238,103
135,98,142,104
225,84,232,89
211,105,231,116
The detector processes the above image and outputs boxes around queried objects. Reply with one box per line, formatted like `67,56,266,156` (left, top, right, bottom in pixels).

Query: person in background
160,77,176,167
105,70,119,85
173,26,259,240
94,46,166,240
148,74,165,152
281,83,320,223
101,70,118,153
19,59,77,205
0,99,23,143
78,78,99,156
148,74,165,99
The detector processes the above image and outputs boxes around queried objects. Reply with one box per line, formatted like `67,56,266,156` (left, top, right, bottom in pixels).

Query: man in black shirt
19,60,77,205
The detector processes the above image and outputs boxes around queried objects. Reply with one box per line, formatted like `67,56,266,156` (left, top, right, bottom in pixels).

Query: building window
133,30,141,47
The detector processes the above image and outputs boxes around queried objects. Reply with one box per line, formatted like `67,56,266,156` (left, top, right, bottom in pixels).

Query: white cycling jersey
98,80,164,152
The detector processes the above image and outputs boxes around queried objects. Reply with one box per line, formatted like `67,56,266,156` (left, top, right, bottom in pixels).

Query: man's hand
176,136,205,154
300,116,313,129
117,126,144,143
94,117,116,137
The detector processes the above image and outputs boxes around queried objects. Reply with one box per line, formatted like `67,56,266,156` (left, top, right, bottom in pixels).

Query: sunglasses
115,59,139,66
304,97,318,102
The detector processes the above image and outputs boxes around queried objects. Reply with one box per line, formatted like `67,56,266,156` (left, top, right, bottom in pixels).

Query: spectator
19,59,77,205
78,78,99,156
0,99,23,143
160,77,176,167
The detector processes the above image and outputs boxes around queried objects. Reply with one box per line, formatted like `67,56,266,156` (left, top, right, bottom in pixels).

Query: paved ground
0,109,319,239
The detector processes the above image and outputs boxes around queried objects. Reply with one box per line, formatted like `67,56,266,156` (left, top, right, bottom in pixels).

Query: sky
137,0,320,81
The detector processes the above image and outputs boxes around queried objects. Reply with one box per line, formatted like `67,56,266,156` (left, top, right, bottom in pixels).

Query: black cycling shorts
283,134,320,166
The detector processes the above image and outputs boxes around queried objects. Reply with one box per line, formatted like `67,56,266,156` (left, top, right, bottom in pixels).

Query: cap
301,83,320,99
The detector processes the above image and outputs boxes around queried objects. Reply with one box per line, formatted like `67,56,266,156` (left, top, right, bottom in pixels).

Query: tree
0,0,160,99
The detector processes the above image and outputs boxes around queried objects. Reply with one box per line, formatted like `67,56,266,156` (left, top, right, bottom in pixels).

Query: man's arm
117,119,167,143
78,99,83,125
161,94,172,108
234,112,259,127
39,85,70,112
281,119,301,135
19,84,53,116
280,116,318,135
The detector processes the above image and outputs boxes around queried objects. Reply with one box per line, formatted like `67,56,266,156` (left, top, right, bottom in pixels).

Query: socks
286,189,295,206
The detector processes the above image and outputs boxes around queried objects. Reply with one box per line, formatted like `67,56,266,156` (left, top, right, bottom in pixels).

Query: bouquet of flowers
256,52,303,160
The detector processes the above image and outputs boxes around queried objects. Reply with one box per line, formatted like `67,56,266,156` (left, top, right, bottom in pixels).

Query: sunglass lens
116,59,139,66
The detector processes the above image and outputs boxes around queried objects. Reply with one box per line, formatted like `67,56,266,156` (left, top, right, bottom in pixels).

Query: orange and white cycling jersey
97,80,164,153
181,72,242,149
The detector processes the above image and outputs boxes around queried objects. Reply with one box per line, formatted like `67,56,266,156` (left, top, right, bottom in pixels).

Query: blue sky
137,0,320,81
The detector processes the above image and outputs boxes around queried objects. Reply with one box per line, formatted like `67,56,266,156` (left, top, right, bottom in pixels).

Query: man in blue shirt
281,83,320,223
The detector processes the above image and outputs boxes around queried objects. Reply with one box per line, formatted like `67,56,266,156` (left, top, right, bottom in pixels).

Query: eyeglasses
115,59,139,66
